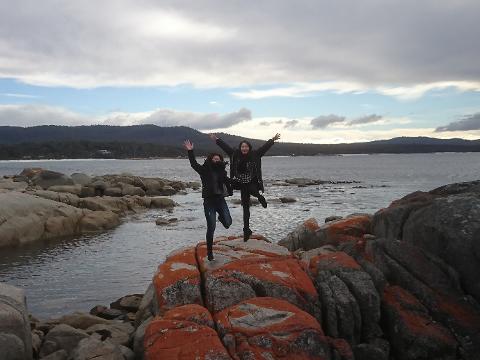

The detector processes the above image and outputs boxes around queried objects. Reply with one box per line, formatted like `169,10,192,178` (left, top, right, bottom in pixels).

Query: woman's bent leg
249,182,267,208
217,198,232,229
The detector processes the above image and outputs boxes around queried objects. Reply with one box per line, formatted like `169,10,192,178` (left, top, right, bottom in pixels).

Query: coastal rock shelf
0,168,197,248
0,180,479,359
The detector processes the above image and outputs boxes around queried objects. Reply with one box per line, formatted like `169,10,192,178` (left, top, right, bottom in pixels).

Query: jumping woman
210,133,281,241
184,140,232,261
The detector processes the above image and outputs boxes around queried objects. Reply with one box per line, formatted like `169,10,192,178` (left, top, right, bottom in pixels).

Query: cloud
232,81,480,101
0,104,90,126
259,119,283,126
1,93,40,99
348,114,383,126
284,119,299,128
435,113,480,132
311,115,346,129
0,104,252,130
0,1,479,90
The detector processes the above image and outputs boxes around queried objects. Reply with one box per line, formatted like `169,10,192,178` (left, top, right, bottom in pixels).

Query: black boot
258,195,267,208
207,251,215,261
243,228,252,242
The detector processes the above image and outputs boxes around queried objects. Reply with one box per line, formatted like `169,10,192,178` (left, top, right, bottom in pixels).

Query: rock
132,317,152,360
134,284,157,328
0,192,85,248
325,215,343,223
70,336,123,360
0,178,28,191
143,179,162,192
215,297,331,359
366,237,480,358
79,186,96,198
119,345,135,360
28,189,80,207
19,167,43,178
0,283,32,360
162,304,215,328
71,173,92,186
231,198,260,205
152,246,203,314
89,306,125,320
155,217,170,225
79,210,120,232
85,322,134,346
382,286,457,360
39,324,89,357
285,177,324,186
56,312,110,330
77,197,130,214
32,329,42,357
47,185,82,195
104,187,123,197
121,184,146,197
278,218,321,251
110,294,143,313
199,237,321,319
144,315,230,360
31,170,74,189
150,197,175,209
39,349,68,360
279,196,297,203
187,181,201,190
309,252,382,344
158,185,176,196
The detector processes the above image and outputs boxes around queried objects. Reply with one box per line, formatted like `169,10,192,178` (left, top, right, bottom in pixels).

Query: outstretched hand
272,133,281,141
209,133,219,141
183,140,194,151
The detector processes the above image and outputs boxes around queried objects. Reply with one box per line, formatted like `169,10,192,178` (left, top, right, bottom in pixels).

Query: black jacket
215,138,274,192
187,150,233,198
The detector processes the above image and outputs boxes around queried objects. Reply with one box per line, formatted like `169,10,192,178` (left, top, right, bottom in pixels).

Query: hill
0,125,479,159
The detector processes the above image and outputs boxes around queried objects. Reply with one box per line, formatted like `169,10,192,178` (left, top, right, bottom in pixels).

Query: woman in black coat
184,140,232,261
210,133,280,241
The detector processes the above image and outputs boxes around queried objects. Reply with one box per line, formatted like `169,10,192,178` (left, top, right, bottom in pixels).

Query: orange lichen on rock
304,218,320,231
322,215,372,246
162,304,214,328
144,317,231,360
215,297,330,360
309,252,361,275
382,286,457,359
152,246,202,313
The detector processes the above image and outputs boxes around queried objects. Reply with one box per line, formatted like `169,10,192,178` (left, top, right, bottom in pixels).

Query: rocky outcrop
0,192,120,248
0,283,32,360
372,180,480,302
132,180,480,359
0,168,188,248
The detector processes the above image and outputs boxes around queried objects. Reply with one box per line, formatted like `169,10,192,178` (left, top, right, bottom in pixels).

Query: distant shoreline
0,151,478,162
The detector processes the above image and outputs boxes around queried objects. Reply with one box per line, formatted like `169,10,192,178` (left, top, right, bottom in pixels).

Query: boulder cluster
1,180,479,359
0,168,197,248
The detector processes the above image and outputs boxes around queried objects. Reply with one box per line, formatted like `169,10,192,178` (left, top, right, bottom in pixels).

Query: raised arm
209,133,234,156
257,133,281,157
183,140,203,174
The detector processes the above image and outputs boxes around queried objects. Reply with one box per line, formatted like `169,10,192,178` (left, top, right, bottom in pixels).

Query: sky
0,0,480,143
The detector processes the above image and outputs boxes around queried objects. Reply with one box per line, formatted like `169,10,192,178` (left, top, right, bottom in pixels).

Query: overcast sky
1,0,479,143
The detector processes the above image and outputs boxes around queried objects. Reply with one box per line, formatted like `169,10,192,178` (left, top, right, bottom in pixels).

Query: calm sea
0,153,478,318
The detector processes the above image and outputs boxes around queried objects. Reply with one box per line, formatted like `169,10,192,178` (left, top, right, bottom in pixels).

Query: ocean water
0,153,478,318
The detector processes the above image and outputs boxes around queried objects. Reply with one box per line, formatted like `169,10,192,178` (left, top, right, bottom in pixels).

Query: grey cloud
0,104,251,130
0,104,90,126
109,107,252,130
435,113,480,132
0,1,479,87
311,114,345,129
260,119,283,126
284,119,299,128
348,114,382,126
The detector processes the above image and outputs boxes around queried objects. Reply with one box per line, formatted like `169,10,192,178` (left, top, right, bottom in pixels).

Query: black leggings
240,181,264,230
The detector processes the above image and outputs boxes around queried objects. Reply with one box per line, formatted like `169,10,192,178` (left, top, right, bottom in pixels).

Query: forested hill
0,125,479,159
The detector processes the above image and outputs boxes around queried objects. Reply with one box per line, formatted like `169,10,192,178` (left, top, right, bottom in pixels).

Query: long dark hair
237,141,253,172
